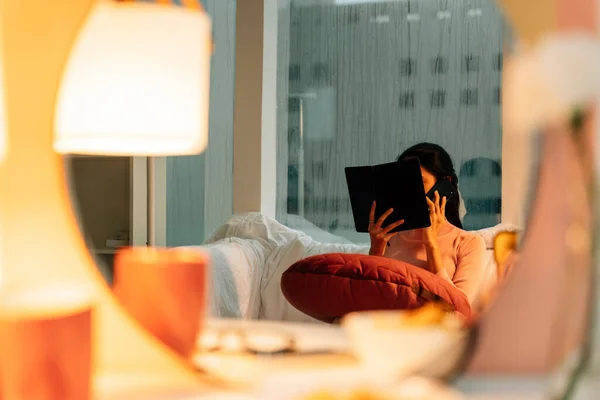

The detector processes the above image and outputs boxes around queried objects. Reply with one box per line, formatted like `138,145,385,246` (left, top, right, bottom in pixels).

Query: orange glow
497,0,557,45
181,0,203,10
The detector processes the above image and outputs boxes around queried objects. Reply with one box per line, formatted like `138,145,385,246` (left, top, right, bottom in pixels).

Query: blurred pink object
469,123,592,374
469,0,597,376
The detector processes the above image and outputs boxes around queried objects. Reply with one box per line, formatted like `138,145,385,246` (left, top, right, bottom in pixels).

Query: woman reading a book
368,143,486,307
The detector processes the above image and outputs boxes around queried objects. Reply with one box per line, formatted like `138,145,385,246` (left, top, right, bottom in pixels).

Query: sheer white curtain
276,0,509,243
166,0,236,246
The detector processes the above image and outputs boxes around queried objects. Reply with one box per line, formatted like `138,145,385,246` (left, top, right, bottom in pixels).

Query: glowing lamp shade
54,1,212,156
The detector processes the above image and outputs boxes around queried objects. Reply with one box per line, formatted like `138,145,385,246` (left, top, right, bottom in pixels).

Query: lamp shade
54,1,211,156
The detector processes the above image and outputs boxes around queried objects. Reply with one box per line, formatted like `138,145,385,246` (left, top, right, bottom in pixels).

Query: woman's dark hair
397,142,463,229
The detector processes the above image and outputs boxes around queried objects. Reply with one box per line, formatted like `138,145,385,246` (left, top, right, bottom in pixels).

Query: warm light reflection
197,328,294,354
221,331,244,352
54,1,212,156
0,53,6,162
0,284,94,319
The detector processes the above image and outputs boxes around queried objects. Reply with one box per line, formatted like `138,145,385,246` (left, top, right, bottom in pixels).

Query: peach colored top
386,222,487,306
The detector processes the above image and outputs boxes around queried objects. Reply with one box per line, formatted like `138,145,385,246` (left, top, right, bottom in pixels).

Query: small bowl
342,310,467,382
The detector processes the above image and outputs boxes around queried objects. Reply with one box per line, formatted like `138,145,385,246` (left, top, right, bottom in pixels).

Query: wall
67,157,131,250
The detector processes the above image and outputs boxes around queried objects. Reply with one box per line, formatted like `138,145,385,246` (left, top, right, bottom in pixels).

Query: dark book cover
345,159,431,233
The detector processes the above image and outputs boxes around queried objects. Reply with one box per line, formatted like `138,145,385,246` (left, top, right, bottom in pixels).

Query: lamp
52,0,214,382
54,0,211,156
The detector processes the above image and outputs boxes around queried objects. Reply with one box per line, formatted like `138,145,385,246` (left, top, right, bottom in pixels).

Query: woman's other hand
423,191,447,246
368,201,404,257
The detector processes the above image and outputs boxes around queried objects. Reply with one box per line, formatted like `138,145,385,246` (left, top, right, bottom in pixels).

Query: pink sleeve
437,235,487,305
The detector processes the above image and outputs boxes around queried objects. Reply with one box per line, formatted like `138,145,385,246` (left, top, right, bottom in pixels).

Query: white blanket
187,213,517,322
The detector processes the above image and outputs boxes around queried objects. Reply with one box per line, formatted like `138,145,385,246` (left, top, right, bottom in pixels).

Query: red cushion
281,253,471,323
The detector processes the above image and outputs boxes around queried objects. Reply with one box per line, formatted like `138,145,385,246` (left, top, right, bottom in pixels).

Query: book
345,159,431,233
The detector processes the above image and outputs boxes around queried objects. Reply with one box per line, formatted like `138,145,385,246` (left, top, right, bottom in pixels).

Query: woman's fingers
441,196,447,219
426,192,445,223
376,208,394,228
369,201,376,226
426,197,435,214
381,219,405,234
384,231,400,242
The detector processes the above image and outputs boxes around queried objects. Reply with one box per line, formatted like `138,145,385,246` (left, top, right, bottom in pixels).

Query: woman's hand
368,201,404,257
423,191,447,246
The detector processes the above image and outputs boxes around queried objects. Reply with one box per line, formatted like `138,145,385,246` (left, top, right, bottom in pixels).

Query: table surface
100,318,556,399
98,374,552,400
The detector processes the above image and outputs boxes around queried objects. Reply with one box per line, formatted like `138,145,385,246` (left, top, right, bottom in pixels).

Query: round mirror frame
1,0,597,396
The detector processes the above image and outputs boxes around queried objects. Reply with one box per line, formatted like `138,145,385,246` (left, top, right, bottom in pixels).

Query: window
430,90,447,108
289,64,301,81
432,57,449,74
495,53,503,71
312,62,331,82
460,88,479,106
399,92,416,109
400,58,417,77
276,1,507,243
463,54,480,73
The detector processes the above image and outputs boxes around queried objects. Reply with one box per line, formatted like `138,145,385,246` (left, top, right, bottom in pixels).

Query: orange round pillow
281,253,471,323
